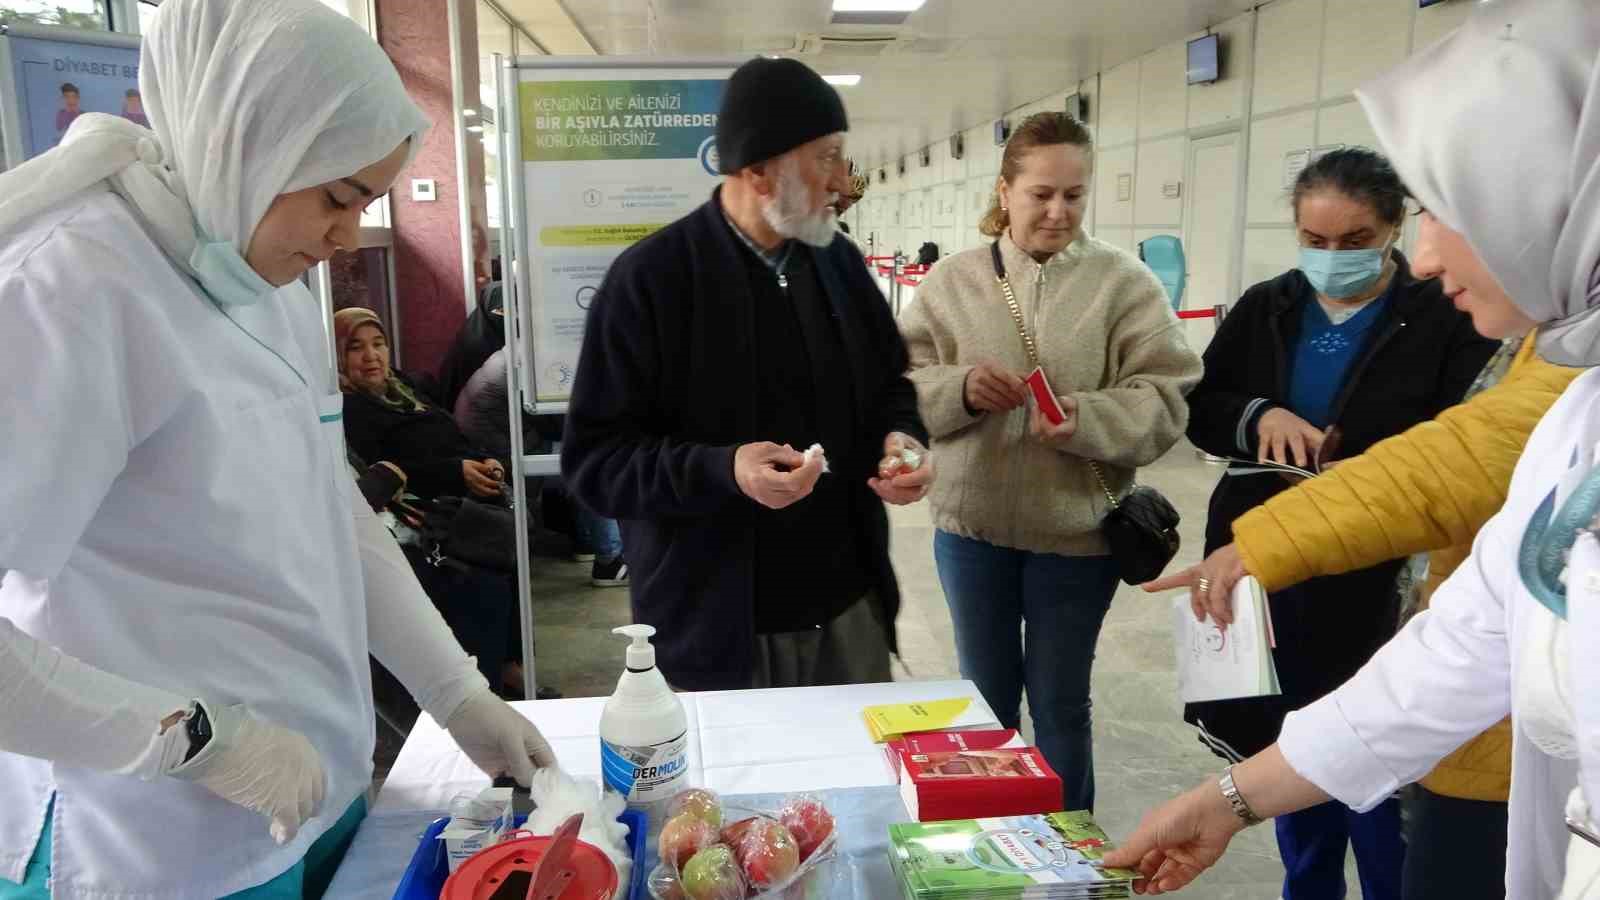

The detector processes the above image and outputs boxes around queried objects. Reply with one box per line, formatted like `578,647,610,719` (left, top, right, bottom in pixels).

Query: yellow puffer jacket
1231,335,1581,802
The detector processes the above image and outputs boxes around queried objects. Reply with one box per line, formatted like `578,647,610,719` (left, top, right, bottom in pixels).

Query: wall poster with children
0,23,142,168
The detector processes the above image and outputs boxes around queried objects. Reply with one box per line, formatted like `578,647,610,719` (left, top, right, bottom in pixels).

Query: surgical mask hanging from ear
189,237,275,308
1299,233,1396,299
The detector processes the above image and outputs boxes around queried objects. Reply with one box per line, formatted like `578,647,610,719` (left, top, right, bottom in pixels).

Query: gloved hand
444,688,558,786
164,702,326,845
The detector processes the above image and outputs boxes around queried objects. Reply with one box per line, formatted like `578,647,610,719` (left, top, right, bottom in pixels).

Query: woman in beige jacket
900,112,1202,811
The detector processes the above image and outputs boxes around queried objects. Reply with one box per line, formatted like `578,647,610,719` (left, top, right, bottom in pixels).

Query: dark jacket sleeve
560,251,744,520
845,243,928,448
1185,286,1276,459
1429,310,1501,415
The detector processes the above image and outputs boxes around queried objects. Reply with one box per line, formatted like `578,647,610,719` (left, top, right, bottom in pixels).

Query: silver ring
1196,577,1212,595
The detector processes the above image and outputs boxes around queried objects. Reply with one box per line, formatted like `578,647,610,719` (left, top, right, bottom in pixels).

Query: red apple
668,788,724,829
779,797,835,862
718,815,762,848
732,818,800,890
659,812,719,871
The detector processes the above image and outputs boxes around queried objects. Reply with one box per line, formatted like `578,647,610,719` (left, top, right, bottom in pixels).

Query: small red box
883,729,1022,782
896,744,1063,822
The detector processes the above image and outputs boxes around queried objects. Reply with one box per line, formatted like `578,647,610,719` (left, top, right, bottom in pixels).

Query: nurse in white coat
0,0,556,897
1101,1,1600,897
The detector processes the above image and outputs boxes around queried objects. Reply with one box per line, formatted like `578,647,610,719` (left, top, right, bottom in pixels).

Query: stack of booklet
1172,575,1281,703
887,811,1138,899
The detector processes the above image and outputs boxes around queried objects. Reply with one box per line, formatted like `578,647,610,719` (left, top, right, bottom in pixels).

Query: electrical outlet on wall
411,178,437,202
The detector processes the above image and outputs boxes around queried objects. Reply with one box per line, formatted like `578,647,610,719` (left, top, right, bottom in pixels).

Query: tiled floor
384,440,1372,897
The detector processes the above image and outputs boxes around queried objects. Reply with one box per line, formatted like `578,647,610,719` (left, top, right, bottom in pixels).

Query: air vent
794,33,899,56
830,10,912,26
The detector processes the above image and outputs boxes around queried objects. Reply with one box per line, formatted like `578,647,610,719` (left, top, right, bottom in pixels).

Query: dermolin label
601,730,688,803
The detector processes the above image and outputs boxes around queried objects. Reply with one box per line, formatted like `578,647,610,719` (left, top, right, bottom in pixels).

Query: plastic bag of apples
647,788,838,900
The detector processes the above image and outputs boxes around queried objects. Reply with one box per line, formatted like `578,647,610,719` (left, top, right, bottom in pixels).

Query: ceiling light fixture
466,124,484,133
824,74,862,87
464,108,478,117
831,0,926,10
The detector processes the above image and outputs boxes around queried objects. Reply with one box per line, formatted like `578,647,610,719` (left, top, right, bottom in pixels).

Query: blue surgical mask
1298,245,1389,299
189,238,275,308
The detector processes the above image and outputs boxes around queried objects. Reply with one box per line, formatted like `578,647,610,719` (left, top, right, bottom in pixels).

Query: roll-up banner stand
0,23,142,171
496,55,738,697
504,57,739,411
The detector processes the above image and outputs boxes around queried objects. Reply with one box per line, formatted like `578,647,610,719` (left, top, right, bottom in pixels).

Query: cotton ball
523,768,633,883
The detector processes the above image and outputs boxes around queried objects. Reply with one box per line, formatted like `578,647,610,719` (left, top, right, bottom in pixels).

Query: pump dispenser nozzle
613,624,657,671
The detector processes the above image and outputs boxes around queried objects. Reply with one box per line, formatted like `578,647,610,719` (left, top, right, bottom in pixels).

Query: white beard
762,160,838,248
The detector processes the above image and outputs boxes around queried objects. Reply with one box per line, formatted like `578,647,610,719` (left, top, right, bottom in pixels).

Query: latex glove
444,688,558,787
166,702,326,845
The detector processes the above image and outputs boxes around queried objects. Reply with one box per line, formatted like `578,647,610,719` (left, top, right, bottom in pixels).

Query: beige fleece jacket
900,232,1203,556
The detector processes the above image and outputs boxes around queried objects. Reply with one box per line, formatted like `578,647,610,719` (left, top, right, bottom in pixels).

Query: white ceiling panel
553,0,1256,166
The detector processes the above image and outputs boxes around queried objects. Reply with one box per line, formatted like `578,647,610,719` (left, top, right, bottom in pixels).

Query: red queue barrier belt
1176,308,1218,319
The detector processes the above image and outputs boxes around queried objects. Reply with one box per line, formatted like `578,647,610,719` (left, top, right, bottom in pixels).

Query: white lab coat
0,190,482,898
1278,365,1600,898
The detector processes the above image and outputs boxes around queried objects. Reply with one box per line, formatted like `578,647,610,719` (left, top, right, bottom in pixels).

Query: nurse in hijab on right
0,0,558,897
1101,1,1600,897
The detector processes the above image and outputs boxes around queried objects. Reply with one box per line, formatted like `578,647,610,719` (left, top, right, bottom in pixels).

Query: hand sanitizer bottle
599,625,688,814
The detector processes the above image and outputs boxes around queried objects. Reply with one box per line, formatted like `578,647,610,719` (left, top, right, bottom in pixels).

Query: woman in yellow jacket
1149,332,1579,900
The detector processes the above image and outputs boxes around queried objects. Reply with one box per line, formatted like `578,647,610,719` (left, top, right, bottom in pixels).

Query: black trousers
403,546,522,686
1402,784,1509,900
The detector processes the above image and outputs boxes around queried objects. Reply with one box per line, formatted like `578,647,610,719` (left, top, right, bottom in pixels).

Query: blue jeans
0,795,367,900
1275,797,1405,900
933,531,1118,812
574,505,622,561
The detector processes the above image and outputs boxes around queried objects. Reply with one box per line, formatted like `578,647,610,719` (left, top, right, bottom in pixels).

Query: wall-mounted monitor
1186,33,1220,85
994,119,1010,146
949,133,964,160
919,146,930,167
1418,0,1447,6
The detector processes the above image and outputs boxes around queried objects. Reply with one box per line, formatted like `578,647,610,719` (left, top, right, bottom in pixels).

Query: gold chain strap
993,267,1121,510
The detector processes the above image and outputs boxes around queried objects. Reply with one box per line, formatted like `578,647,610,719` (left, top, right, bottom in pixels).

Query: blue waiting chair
1138,235,1186,311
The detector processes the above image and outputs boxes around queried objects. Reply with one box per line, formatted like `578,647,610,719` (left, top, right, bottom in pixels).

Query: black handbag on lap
989,241,1180,585
408,494,519,574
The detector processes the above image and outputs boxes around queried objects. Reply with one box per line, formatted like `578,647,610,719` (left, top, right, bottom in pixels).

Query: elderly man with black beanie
561,56,932,691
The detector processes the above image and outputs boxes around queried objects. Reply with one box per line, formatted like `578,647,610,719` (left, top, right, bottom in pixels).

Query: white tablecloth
327,679,989,898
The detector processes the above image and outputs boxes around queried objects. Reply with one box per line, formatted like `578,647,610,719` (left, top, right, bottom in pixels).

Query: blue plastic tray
393,808,649,900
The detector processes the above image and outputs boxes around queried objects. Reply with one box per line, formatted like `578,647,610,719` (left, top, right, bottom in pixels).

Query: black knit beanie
716,57,849,174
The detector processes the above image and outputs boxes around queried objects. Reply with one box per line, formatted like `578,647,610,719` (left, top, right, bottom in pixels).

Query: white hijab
0,0,429,302
1355,0,1600,367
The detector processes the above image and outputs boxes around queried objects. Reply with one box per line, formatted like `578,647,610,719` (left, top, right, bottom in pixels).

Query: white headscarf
0,0,429,303
1355,0,1600,366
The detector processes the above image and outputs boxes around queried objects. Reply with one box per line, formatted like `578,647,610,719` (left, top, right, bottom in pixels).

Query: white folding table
326,679,991,898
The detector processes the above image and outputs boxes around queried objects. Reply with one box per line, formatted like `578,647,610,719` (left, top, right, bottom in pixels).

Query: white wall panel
1242,227,1300,294
1098,61,1141,147
1321,0,1411,100
1095,227,1135,255
1246,109,1315,224
1188,13,1253,130
1253,0,1324,116
1317,100,1378,151
1095,145,1137,228
1134,136,1187,227
1138,42,1189,139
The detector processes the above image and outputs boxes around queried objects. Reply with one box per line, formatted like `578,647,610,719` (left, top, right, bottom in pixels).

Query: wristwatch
1218,765,1263,826
183,701,213,764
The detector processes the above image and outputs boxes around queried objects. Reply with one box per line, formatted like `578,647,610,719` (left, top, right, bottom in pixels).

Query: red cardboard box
896,745,1064,822
883,729,1023,782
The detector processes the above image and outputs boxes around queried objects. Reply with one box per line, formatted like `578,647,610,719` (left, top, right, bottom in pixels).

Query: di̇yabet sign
515,64,732,402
